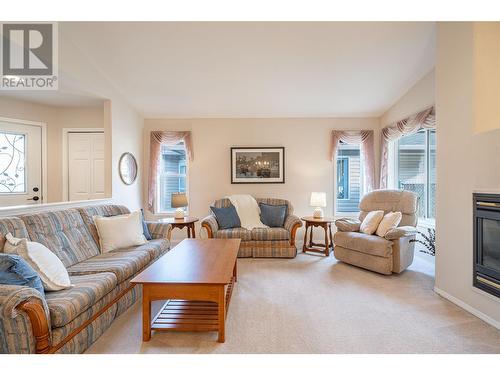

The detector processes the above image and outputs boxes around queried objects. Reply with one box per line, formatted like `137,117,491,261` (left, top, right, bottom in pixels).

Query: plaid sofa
0,204,171,354
201,198,302,258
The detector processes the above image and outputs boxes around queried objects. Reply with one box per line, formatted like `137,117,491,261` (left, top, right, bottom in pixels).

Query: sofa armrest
384,226,418,240
0,285,51,354
146,221,172,240
334,218,361,232
201,215,219,238
284,215,302,246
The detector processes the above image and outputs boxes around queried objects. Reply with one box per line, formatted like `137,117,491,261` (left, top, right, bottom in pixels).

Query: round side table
301,216,335,256
159,216,199,240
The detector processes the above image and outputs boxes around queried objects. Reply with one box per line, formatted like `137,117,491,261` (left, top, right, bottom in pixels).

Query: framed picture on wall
231,147,285,184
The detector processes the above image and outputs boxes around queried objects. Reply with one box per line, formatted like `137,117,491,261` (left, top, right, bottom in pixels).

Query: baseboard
433,286,500,330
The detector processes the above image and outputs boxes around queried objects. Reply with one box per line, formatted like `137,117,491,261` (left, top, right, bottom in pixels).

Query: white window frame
334,143,364,218
155,141,189,215
392,129,436,227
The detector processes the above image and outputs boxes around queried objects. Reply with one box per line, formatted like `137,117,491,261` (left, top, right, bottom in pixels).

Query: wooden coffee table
131,238,240,343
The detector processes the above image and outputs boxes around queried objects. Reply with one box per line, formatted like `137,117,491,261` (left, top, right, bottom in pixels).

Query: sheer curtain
330,130,376,193
379,107,435,189
147,131,194,213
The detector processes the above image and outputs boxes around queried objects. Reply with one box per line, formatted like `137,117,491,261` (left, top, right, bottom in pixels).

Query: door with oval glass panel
0,119,42,207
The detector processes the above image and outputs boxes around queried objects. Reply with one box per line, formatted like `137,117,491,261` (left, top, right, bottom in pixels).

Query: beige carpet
86,251,500,354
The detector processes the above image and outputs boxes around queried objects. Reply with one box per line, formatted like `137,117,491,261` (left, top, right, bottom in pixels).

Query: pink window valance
147,131,193,213
330,129,376,193
379,106,435,189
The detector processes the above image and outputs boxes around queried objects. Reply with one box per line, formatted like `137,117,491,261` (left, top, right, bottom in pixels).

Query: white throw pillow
4,233,71,291
94,210,147,253
376,211,403,237
360,210,385,235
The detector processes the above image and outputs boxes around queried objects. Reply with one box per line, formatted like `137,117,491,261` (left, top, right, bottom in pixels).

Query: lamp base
313,207,324,218
174,208,185,219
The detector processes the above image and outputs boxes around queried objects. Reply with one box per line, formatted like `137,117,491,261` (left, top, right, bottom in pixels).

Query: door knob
27,196,40,201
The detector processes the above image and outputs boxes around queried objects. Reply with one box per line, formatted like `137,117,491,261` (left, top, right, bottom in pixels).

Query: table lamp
171,192,188,219
310,192,326,218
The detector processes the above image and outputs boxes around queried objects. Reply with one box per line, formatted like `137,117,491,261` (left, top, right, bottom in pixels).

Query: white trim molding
0,198,112,217
61,128,105,201
0,116,48,204
434,286,500,330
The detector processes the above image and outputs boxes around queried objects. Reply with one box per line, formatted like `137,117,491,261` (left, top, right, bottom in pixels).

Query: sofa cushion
66,249,151,283
210,205,241,230
20,209,100,268
0,254,44,296
77,205,131,249
45,272,117,328
215,227,252,241
251,227,289,241
116,239,170,260
0,217,29,250
259,203,287,227
334,231,392,258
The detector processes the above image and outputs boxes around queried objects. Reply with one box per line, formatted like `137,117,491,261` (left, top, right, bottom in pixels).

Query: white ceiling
60,22,436,118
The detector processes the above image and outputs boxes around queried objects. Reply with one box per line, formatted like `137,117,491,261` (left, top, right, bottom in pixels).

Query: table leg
324,223,330,256
142,287,151,342
302,223,308,252
309,224,314,247
329,223,333,249
233,260,237,282
191,223,196,238
217,286,226,343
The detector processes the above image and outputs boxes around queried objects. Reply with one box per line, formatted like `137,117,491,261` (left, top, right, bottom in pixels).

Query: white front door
0,120,42,207
68,132,105,201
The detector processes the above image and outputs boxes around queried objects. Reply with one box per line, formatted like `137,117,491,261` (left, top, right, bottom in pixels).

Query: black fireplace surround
473,193,500,298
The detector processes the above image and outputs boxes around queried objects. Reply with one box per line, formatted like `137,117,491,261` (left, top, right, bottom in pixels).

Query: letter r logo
2,23,53,75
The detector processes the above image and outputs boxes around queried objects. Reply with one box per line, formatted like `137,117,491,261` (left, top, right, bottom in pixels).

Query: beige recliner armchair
333,190,419,275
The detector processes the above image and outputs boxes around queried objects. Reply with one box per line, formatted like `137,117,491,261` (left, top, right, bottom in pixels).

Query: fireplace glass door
481,218,500,271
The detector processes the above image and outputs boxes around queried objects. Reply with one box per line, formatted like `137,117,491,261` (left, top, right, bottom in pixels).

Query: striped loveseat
0,204,171,354
201,197,302,258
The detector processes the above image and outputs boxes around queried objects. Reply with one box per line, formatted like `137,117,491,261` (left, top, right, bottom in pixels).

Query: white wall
435,22,500,326
143,117,380,239
380,69,435,127
0,96,104,203
58,27,144,210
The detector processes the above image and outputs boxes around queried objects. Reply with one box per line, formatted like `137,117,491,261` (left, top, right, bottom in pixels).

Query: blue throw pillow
141,209,153,240
259,203,287,227
0,254,44,296
210,205,241,230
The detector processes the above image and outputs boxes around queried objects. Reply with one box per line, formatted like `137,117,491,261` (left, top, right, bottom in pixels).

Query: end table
301,216,334,256
159,216,199,240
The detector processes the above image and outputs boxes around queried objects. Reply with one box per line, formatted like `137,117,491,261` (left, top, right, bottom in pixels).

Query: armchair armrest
201,215,219,238
384,226,418,240
146,221,172,240
284,214,302,246
335,218,361,232
0,285,51,354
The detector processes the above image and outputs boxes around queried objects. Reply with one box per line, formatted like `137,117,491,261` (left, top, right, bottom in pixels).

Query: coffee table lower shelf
149,275,236,340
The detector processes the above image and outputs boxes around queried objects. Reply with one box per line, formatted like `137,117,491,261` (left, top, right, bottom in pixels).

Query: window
157,141,188,213
395,129,436,219
336,142,363,213
0,132,26,193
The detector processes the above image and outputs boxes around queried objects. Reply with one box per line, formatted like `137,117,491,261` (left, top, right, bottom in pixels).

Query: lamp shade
310,192,326,207
171,192,188,208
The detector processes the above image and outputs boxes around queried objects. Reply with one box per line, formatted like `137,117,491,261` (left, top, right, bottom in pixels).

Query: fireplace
473,193,500,298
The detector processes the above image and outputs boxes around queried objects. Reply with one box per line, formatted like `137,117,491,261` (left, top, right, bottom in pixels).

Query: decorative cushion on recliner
360,210,384,235
376,211,402,237
334,231,392,258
